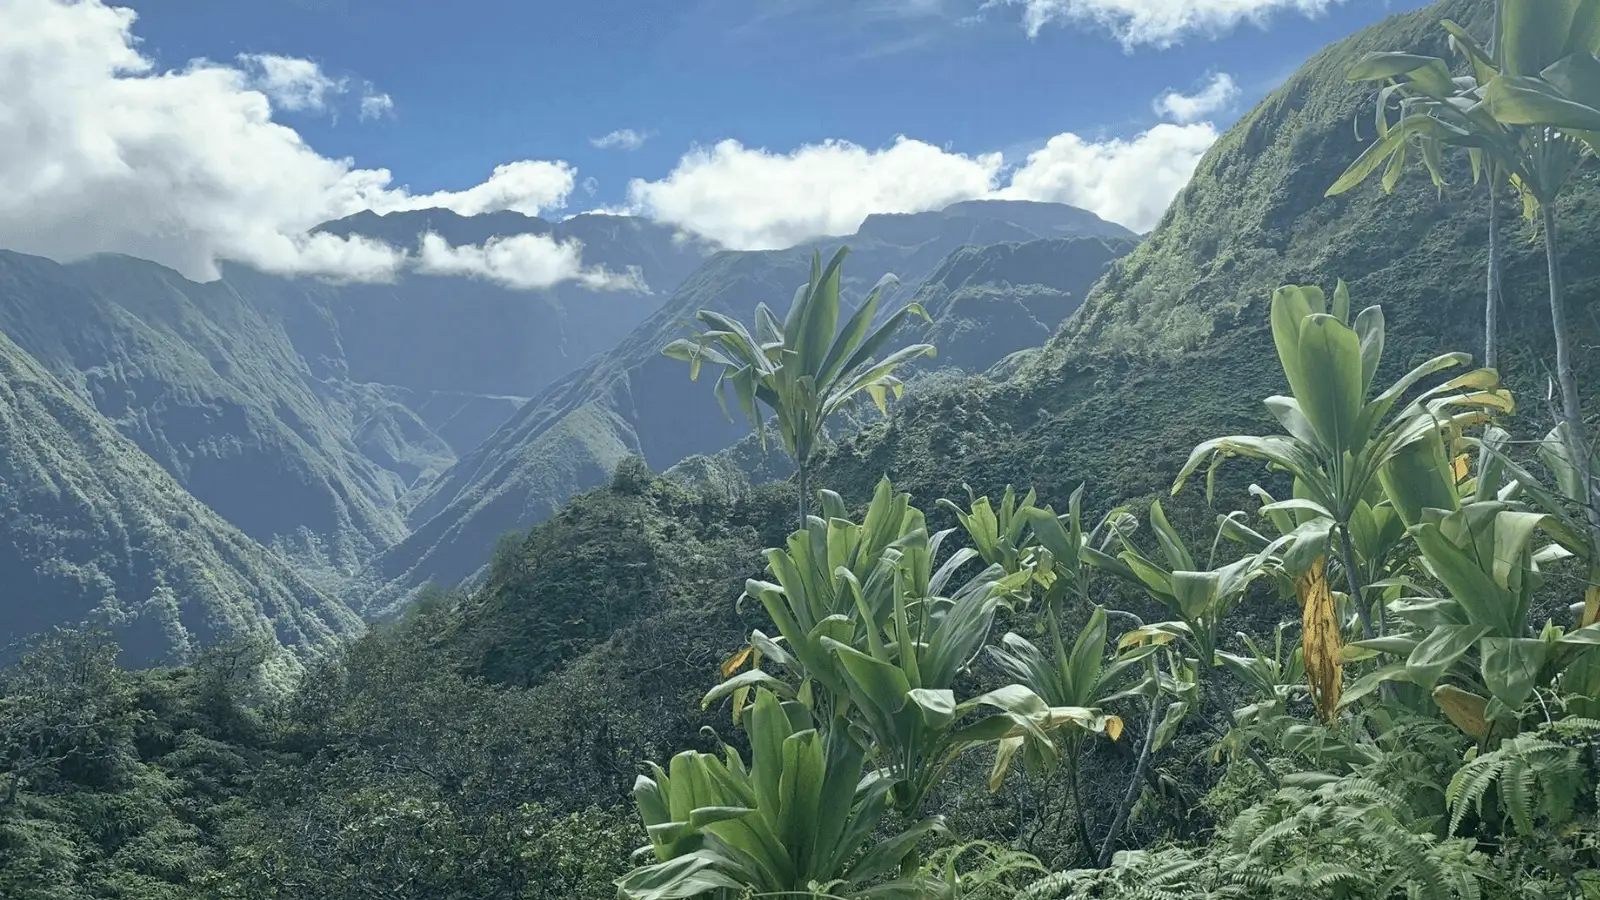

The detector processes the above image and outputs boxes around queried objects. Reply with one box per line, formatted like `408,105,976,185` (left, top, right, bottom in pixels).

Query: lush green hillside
366,203,1137,613
912,234,1138,373
0,327,359,664
10,2,1600,896
814,0,1599,527
0,251,410,569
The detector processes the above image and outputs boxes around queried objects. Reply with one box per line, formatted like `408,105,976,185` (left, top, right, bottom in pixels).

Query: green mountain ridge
364,203,1138,612
0,325,359,664
0,250,409,567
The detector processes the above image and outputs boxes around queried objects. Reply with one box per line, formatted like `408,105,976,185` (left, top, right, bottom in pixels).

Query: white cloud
358,87,394,121
626,137,1005,250
386,160,576,217
591,128,652,151
994,0,1341,46
415,232,649,292
237,52,346,112
624,122,1216,246
1153,72,1239,124
0,0,587,286
0,0,1224,289
1000,123,1218,231
581,176,600,196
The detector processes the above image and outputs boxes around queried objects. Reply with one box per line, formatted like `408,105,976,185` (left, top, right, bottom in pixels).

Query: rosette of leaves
619,689,941,900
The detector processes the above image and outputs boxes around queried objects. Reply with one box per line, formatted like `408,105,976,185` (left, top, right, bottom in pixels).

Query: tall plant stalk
1486,186,1501,372
1541,203,1598,535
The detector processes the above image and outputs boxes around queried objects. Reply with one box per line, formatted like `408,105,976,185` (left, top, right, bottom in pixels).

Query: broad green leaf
1327,125,1407,196
703,670,796,709
1353,305,1385,396
1412,522,1518,635
1148,499,1195,571
1347,51,1457,97
617,852,747,900
1484,72,1600,130
1379,426,1460,528
1479,636,1550,707
1501,0,1585,76
1406,624,1491,689
1170,570,1221,621
1293,314,1366,454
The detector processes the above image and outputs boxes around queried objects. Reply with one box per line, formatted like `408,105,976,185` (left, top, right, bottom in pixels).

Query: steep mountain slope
0,251,408,567
367,202,1136,611
0,328,359,664
413,0,1600,797
816,0,1600,522
294,208,713,405
0,204,719,562
910,234,1139,373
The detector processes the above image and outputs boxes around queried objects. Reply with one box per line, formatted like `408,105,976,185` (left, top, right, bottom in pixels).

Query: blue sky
129,0,1428,208
3,0,1440,290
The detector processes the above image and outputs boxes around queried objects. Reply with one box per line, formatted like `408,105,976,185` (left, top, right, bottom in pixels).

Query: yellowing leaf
1297,556,1344,721
720,646,754,679
1451,453,1471,485
1433,684,1491,742
988,736,1025,792
1105,715,1125,742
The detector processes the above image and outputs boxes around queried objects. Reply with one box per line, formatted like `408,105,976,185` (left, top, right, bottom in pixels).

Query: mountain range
0,195,1136,655
10,0,1582,667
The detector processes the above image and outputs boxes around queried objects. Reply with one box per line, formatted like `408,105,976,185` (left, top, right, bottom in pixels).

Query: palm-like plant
987,607,1151,860
1097,499,1278,672
1344,494,1600,739
619,688,941,900
1173,283,1513,639
709,478,1096,818
663,246,935,524
1328,1,1600,543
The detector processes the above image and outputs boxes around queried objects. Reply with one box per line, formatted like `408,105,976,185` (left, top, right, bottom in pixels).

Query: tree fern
1445,734,1582,837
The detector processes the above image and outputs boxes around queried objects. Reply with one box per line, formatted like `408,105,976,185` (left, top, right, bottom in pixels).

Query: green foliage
15,4,1600,900
665,246,935,525
621,689,940,900
0,324,361,664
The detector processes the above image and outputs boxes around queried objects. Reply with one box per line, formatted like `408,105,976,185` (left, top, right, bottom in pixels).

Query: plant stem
1337,523,1375,640
1486,185,1501,372
1541,204,1600,537
1065,753,1095,862
1097,686,1160,867
795,458,809,530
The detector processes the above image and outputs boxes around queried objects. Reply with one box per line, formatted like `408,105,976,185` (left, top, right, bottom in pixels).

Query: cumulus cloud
626,137,1005,250
994,0,1341,46
1000,123,1217,231
1153,72,1239,124
386,161,576,217
0,0,590,286
623,121,1215,246
591,128,652,150
415,233,649,292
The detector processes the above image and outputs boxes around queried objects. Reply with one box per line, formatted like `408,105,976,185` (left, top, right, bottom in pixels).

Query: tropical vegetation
4,1,1600,899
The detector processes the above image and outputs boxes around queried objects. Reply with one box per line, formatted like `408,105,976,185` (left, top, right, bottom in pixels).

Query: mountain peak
313,208,556,246
854,199,1134,247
